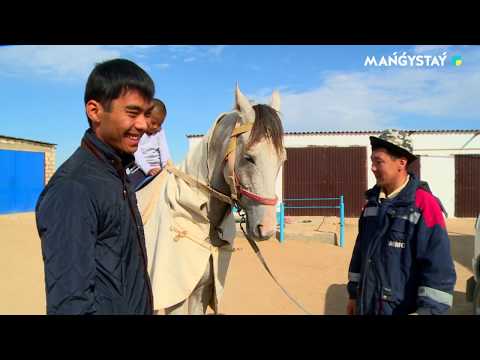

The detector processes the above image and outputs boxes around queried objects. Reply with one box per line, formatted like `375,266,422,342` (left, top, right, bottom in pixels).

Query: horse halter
223,118,278,206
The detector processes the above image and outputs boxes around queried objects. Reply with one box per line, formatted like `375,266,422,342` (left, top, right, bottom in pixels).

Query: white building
187,130,480,218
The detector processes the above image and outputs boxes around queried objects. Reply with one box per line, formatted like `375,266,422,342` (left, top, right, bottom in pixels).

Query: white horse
136,86,286,314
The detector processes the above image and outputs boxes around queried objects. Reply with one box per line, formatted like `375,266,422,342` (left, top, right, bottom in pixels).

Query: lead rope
236,206,313,315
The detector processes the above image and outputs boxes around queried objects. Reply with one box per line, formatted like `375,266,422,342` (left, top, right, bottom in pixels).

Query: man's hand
148,168,161,177
346,299,356,315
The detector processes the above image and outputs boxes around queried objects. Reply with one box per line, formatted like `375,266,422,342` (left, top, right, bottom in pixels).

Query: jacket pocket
389,217,407,239
385,216,410,253
378,288,400,315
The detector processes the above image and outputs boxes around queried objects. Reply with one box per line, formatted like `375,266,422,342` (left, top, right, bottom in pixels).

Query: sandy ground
0,213,475,315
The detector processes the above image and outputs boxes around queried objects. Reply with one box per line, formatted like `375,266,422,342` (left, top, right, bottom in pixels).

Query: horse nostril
257,225,273,240
257,225,264,238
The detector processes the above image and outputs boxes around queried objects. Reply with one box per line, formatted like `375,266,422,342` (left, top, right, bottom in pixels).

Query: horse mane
247,104,284,156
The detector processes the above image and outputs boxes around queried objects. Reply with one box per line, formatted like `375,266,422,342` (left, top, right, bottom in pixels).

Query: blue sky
0,45,478,168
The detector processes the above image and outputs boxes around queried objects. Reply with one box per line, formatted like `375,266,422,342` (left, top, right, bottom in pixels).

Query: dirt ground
0,213,475,315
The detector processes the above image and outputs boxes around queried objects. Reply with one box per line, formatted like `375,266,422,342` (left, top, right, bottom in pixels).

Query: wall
414,132,480,218
188,131,480,218
0,137,56,185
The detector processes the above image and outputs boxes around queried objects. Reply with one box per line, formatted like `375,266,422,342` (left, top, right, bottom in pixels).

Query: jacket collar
379,174,410,201
83,129,135,170
366,173,420,205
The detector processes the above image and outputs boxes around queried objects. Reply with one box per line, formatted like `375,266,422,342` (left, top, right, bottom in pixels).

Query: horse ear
235,83,255,123
270,90,281,112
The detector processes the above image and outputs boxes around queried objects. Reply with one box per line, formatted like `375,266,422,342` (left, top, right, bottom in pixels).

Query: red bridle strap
238,186,278,206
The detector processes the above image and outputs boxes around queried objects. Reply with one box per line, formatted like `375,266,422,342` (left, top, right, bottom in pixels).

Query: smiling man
36,59,155,314
346,129,456,315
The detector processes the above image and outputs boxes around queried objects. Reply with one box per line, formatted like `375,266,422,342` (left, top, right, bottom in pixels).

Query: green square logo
452,55,463,66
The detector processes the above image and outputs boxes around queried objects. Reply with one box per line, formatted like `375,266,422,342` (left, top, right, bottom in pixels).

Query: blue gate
0,149,45,214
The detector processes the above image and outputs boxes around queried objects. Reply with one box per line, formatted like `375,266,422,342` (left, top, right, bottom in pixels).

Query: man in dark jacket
346,129,456,315
36,59,155,314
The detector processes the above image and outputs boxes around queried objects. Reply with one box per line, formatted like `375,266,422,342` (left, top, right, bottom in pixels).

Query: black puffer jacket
36,129,153,315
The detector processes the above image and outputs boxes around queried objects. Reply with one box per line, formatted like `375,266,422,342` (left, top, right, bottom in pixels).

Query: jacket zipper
82,138,154,313
360,205,390,314
123,179,154,313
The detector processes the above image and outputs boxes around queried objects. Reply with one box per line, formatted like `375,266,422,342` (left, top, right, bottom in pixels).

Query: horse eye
244,155,255,164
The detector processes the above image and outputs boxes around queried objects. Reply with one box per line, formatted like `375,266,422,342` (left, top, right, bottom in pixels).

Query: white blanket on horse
136,113,236,312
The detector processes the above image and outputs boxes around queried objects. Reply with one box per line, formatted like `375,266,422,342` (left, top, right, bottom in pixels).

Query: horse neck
176,112,235,211
205,112,240,226
177,134,210,186
178,112,242,243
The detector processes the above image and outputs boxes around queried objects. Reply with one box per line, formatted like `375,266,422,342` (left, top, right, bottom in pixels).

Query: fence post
279,202,285,243
339,195,345,248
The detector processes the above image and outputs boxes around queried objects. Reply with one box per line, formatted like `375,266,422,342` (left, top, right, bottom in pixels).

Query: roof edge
186,129,480,138
0,135,57,146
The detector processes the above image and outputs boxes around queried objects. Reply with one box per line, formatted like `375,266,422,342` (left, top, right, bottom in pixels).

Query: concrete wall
187,131,480,218
420,156,455,216
0,137,56,185
413,132,480,217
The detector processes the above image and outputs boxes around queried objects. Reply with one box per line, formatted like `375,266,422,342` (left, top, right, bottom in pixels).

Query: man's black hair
84,58,155,127
371,144,416,166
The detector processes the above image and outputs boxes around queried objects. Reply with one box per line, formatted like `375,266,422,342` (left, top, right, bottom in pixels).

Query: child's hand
148,168,161,176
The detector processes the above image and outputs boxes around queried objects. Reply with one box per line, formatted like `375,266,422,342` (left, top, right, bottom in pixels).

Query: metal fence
278,195,345,247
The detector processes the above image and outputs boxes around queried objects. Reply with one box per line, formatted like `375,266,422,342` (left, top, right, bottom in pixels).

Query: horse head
208,85,286,242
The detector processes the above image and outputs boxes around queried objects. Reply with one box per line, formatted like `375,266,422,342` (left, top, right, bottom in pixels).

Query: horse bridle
223,118,278,206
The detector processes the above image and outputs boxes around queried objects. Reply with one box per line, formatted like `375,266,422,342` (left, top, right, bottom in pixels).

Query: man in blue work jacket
347,129,456,315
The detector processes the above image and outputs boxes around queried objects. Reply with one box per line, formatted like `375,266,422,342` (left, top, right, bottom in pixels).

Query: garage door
283,147,367,217
455,154,480,217
0,149,45,214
